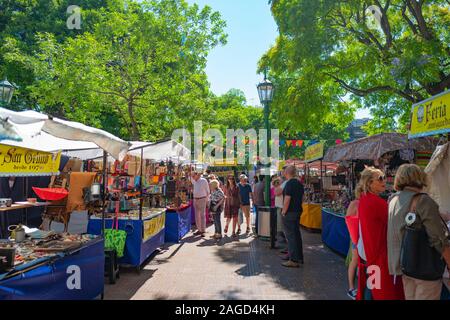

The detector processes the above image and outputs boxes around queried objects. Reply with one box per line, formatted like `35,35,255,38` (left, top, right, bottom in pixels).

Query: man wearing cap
191,171,210,237
238,174,253,234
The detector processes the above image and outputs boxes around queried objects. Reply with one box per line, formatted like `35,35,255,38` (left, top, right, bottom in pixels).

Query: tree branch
401,3,418,35
324,73,418,102
405,0,433,40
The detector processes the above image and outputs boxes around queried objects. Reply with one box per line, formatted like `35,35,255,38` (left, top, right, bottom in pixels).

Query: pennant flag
291,140,297,147
280,140,286,146
336,139,342,145
297,140,304,148
286,140,293,147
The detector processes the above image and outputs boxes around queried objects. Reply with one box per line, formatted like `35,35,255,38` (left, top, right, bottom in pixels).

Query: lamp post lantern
257,73,274,208
0,78,16,106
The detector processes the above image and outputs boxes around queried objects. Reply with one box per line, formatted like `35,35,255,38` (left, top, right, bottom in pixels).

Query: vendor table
300,203,322,230
165,204,192,243
88,210,165,268
0,202,51,238
321,208,350,257
0,237,104,300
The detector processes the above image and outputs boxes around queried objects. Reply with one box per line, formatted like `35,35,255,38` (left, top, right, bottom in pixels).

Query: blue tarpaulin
165,206,192,243
321,209,350,257
0,237,104,300
88,214,165,267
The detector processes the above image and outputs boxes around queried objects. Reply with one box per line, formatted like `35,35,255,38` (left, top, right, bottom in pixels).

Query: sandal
246,227,250,234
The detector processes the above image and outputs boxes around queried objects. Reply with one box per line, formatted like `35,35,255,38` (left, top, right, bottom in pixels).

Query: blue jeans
212,212,222,235
281,211,304,262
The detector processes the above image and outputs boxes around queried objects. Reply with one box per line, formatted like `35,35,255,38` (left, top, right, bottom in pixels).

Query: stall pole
101,150,107,236
320,160,323,194
139,147,143,221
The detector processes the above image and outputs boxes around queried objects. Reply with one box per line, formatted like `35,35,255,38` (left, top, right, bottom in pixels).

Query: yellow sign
278,160,286,171
211,158,238,167
143,212,165,241
0,144,61,176
409,89,450,138
304,142,325,162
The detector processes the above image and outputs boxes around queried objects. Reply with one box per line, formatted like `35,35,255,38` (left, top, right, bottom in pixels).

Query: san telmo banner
304,142,325,163
0,144,61,176
409,89,450,138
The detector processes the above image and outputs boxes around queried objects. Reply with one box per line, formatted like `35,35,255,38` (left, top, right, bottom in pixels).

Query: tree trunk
127,100,140,140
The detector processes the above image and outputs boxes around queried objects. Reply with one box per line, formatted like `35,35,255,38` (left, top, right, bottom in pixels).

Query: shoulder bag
400,193,446,280
104,200,127,258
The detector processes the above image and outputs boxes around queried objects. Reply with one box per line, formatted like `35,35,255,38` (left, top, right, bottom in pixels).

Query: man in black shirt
281,165,305,267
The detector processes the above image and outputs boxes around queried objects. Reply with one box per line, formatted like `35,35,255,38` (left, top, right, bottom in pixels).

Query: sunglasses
376,175,386,182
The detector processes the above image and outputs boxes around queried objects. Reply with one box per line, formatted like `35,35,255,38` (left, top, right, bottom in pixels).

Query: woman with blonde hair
356,166,405,300
388,164,450,300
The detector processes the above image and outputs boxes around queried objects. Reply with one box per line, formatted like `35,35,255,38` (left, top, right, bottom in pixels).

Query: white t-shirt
275,181,287,209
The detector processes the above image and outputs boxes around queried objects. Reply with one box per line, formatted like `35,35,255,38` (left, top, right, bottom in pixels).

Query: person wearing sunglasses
356,167,404,300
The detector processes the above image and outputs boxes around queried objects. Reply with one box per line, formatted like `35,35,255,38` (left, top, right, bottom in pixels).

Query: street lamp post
0,78,16,107
257,73,274,207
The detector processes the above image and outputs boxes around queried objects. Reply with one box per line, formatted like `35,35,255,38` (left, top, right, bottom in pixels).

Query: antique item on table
0,198,12,208
33,240,82,253
8,225,26,242
27,198,37,203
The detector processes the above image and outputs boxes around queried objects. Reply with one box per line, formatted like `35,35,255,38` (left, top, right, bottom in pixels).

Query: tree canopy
1,0,262,141
260,0,450,135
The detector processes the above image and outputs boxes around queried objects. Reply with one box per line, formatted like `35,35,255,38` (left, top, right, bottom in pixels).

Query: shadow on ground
213,230,348,300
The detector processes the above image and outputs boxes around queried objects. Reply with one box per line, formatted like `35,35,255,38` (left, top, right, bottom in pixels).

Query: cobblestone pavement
104,222,349,300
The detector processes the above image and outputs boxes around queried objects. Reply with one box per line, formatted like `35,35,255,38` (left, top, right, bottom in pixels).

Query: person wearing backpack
388,164,450,300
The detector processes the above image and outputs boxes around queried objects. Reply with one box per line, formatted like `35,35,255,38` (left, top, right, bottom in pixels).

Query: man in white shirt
191,171,210,237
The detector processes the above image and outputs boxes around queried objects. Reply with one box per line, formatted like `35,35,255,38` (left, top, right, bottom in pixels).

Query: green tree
27,0,227,140
260,0,450,135
0,0,121,109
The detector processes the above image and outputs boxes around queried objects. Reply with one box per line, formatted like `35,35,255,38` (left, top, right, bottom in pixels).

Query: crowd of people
189,165,306,268
346,164,450,300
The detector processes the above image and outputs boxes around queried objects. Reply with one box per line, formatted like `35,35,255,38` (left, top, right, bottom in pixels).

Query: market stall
69,140,193,267
0,234,103,300
298,142,328,231
164,203,192,243
0,107,130,299
322,133,437,255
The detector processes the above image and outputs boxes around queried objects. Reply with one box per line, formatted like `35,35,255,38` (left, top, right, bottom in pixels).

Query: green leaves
261,0,450,137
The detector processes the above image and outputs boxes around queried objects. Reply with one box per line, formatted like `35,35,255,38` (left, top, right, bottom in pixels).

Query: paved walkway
105,222,349,300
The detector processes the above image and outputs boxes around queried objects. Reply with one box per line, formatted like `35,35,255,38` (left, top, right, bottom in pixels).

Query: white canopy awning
0,108,129,159
63,140,191,163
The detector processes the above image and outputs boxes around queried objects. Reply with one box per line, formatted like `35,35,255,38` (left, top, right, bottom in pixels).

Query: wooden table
0,202,51,238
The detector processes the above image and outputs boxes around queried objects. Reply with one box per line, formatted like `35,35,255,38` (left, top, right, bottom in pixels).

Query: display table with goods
85,154,190,268
164,203,192,243
321,208,350,257
88,208,165,268
0,233,104,300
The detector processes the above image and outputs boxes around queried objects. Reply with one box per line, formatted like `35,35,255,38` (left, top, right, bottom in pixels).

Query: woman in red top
357,167,404,300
